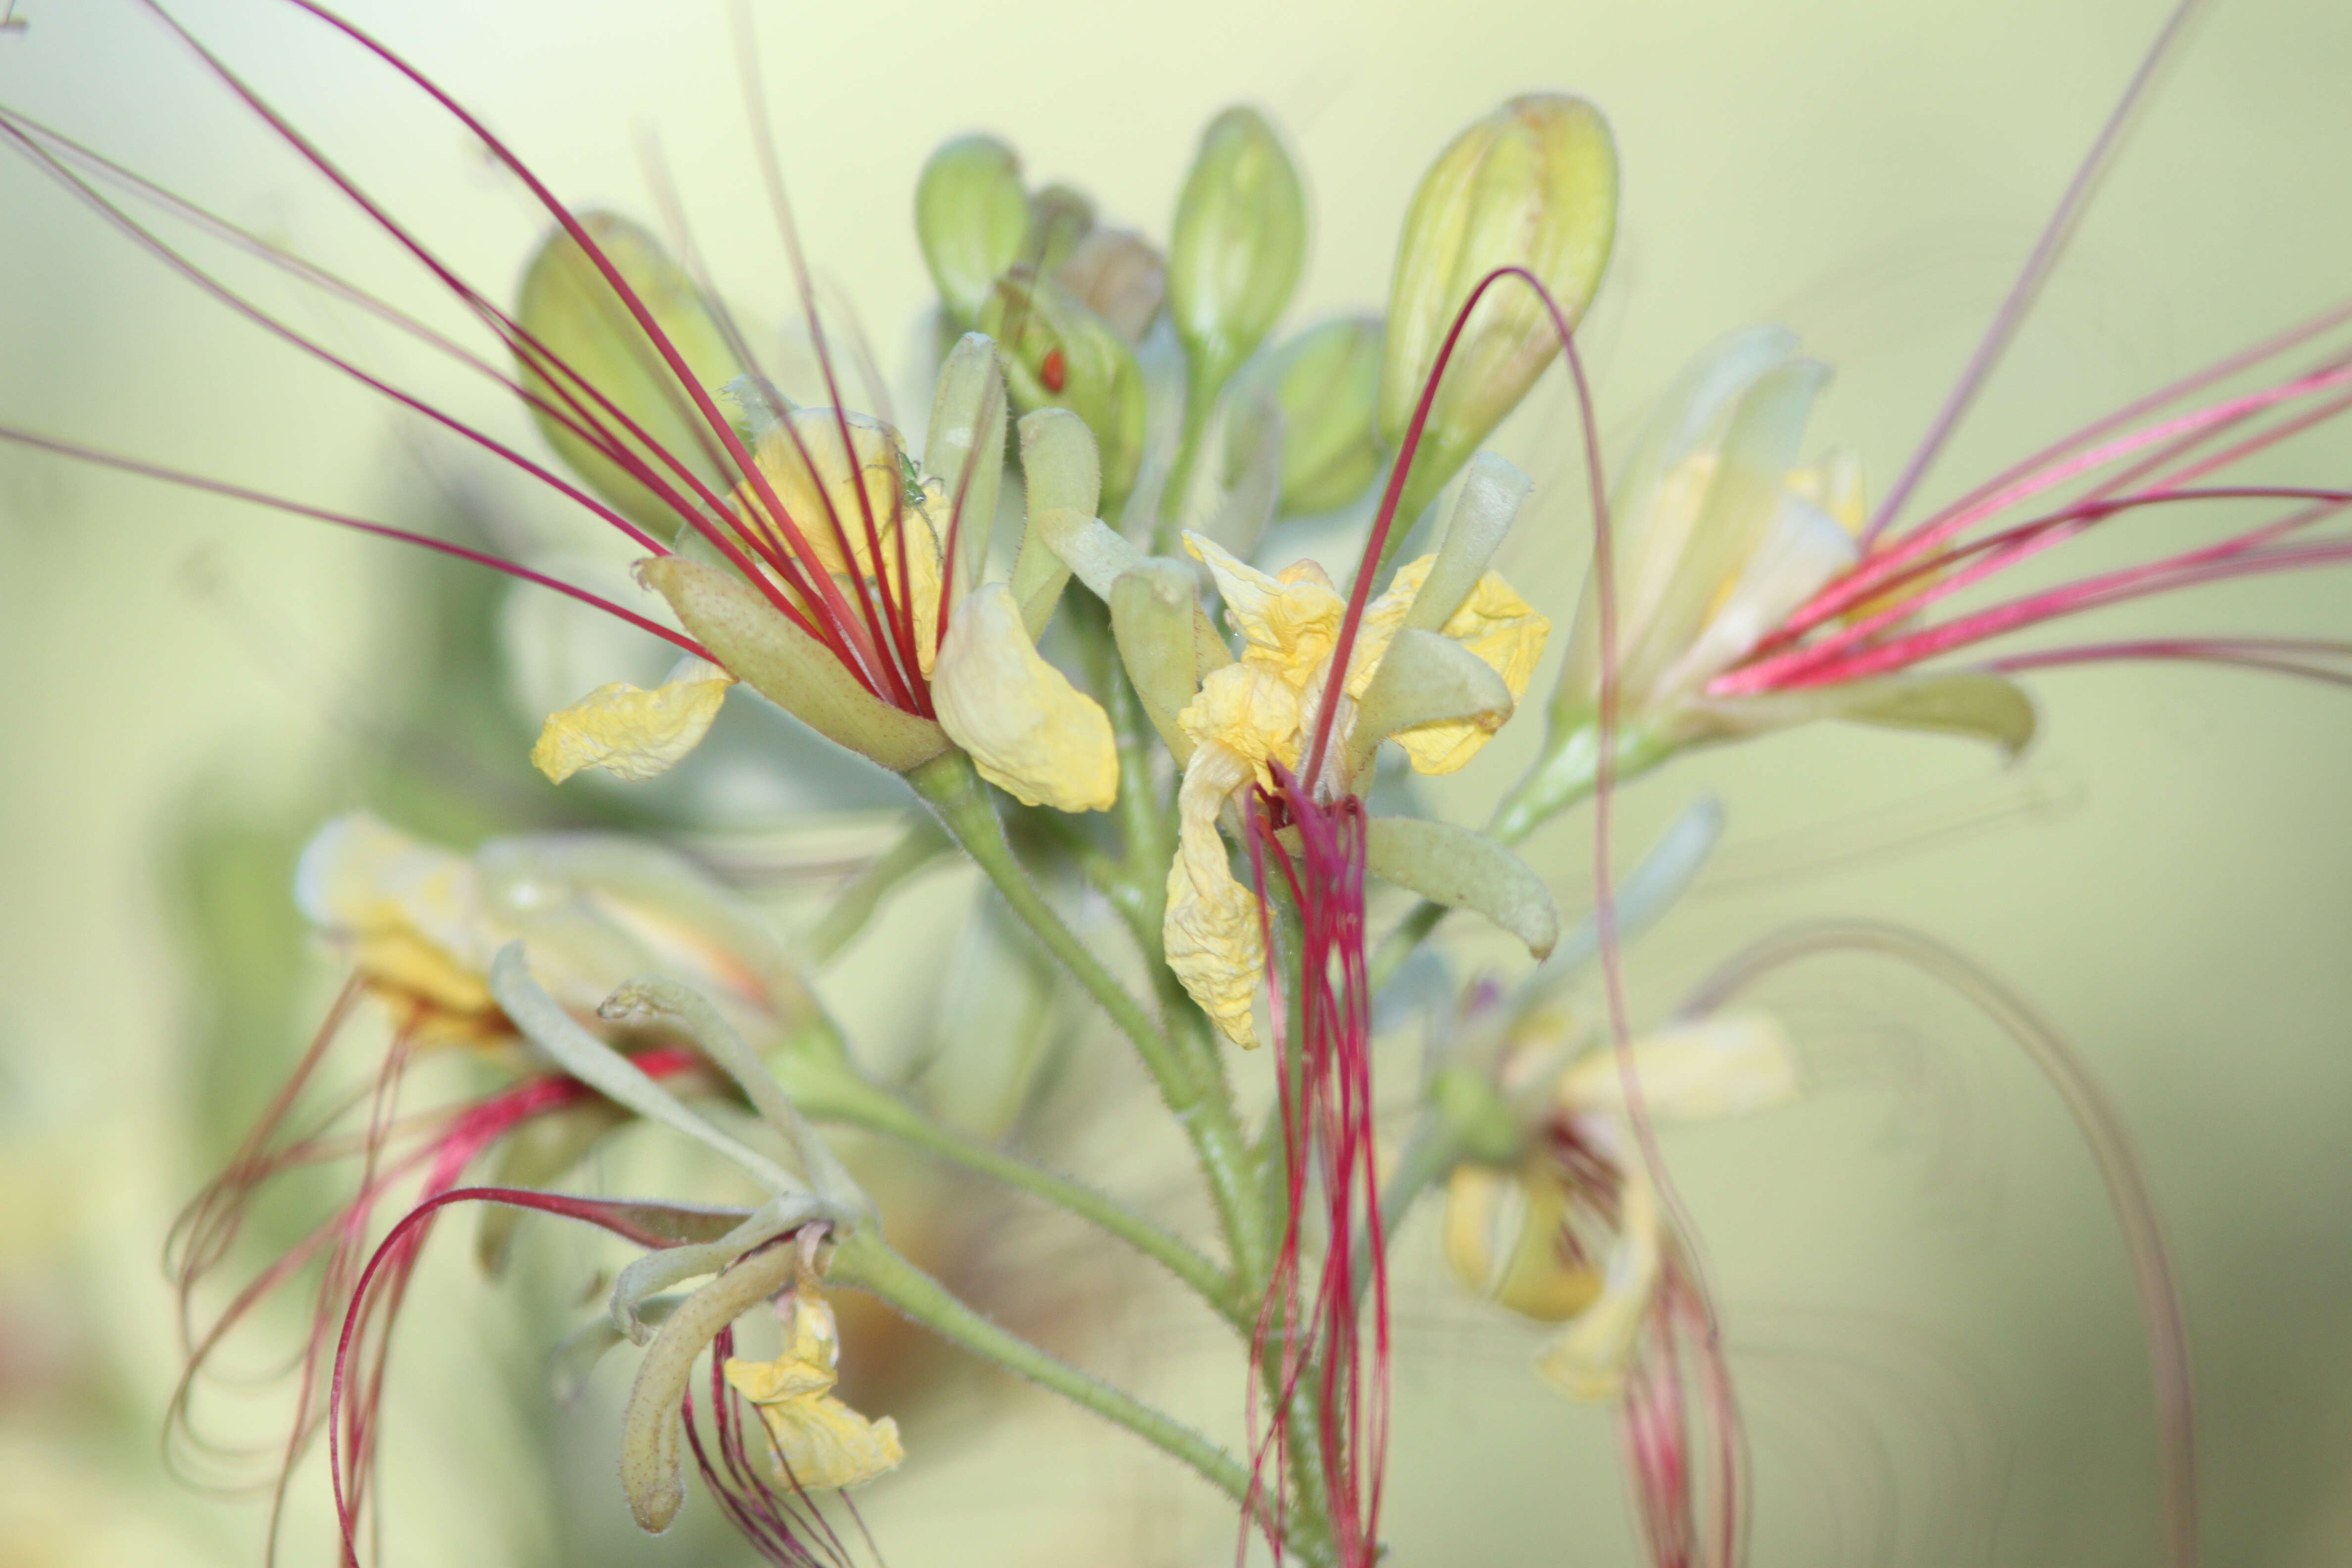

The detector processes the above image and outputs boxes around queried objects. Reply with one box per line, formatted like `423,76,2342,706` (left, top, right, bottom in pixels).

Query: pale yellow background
1,0,2348,1565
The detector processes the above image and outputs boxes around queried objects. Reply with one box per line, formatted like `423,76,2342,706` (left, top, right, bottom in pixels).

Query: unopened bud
516,212,745,543
1168,106,1307,408
1248,315,1382,517
1055,227,1167,345
915,135,1032,329
979,267,1146,509
1379,95,1617,531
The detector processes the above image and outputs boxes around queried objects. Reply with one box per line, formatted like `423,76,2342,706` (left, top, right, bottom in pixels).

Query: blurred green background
2,0,2348,1564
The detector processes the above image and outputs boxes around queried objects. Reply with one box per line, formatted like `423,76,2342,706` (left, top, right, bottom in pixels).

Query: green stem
776,1050,1235,1316
806,814,952,963
908,751,1272,1310
1151,371,1223,554
829,1228,1332,1563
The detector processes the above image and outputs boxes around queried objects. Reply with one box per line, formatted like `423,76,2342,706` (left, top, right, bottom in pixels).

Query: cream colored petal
1558,1013,1800,1123
1385,569,1550,774
530,658,735,784
903,485,947,681
1162,741,1264,1048
932,581,1118,812
1534,1168,1661,1402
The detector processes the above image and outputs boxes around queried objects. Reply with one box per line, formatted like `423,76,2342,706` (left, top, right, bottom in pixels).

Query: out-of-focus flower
294,809,808,1044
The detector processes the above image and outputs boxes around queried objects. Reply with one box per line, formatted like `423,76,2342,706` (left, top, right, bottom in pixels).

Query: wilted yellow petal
531,658,735,784
1163,741,1265,1048
1534,1170,1661,1403
722,1289,903,1491
931,582,1118,812
1178,658,1304,777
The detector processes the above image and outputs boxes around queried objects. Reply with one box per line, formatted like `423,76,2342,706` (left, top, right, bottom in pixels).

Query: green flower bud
1379,94,1618,535
979,267,1146,511
1249,315,1383,517
1168,106,1307,408
516,212,745,544
915,135,1031,329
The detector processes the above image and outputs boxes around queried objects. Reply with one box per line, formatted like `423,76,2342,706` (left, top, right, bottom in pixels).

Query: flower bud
1379,95,1617,530
516,212,745,543
915,135,1032,328
1054,227,1167,345
1246,315,1383,517
979,267,1146,510
1168,106,1308,407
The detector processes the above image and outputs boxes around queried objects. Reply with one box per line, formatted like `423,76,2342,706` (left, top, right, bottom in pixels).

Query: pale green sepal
1692,671,2038,756
1111,561,1211,764
1345,627,1515,783
916,136,1031,328
637,556,951,773
1039,508,1233,680
924,333,1010,593
1366,816,1559,959
1010,408,1100,638
1169,105,1308,405
1405,452,1532,636
516,212,745,543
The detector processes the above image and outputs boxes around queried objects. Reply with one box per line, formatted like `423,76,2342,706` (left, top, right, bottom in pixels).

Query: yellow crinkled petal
1163,740,1265,1048
932,581,1118,812
1390,567,1550,775
1177,658,1305,776
530,658,735,784
1186,532,1344,679
1534,1169,1662,1403
722,1289,903,1491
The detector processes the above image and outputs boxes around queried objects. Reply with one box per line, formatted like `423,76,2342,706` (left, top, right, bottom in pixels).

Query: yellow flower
534,366,1121,812
1443,1014,1798,1401
1164,534,1548,1046
723,1285,904,1491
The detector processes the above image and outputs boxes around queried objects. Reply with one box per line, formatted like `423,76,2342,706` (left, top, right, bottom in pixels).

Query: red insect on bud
1040,345,1068,393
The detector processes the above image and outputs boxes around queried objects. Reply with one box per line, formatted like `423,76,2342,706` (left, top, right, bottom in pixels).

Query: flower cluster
9,6,2347,1568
